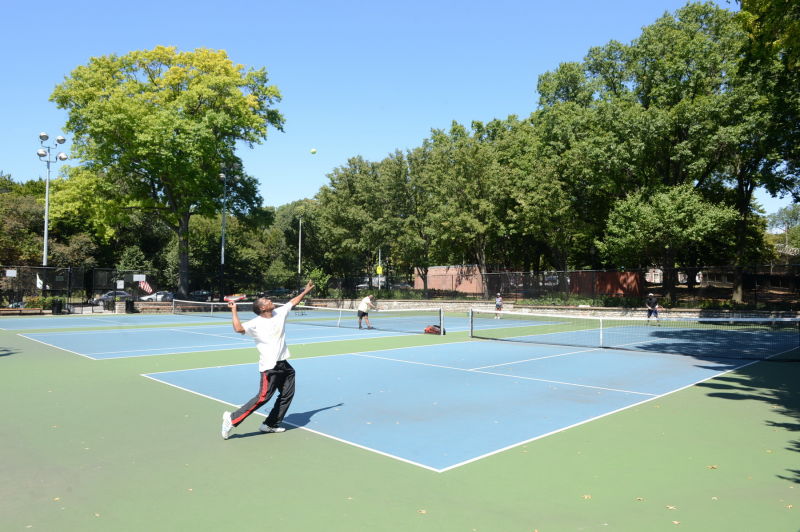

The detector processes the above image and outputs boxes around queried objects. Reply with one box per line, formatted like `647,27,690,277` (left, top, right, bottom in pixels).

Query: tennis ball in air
310,148,317,154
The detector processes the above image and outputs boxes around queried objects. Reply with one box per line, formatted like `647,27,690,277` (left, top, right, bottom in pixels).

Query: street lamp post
219,166,239,301
297,217,302,274
36,132,68,266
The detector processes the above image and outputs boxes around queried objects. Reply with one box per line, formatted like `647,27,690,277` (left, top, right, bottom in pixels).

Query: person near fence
220,279,315,440
645,293,660,323
357,294,378,329
494,293,503,319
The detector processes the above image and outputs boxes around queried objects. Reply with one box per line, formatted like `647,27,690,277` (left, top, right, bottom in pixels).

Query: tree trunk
475,247,488,299
416,266,429,298
662,248,676,303
178,213,191,298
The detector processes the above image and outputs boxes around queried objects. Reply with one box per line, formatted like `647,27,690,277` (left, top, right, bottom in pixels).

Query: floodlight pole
219,165,239,301
297,217,302,274
36,132,68,267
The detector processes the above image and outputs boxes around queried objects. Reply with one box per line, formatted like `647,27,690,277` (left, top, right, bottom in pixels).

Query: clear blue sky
0,0,792,214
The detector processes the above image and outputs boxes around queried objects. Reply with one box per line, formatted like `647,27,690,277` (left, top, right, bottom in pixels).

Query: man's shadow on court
230,402,344,439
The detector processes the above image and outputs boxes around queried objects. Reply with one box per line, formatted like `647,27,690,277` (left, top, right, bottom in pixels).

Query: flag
138,280,153,294
36,274,43,289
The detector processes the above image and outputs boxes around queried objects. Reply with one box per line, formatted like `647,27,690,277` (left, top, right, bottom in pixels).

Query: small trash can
52,299,63,315
125,299,135,313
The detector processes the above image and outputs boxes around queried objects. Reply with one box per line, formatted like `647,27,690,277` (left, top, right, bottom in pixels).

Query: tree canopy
49,46,283,296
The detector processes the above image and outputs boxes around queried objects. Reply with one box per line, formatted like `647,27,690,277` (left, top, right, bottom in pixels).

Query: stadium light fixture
36,132,68,267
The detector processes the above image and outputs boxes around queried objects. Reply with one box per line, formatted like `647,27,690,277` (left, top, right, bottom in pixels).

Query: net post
599,316,604,348
468,308,473,338
439,308,445,335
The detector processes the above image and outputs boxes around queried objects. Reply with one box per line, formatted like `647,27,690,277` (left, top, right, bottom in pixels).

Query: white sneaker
221,411,233,439
259,423,286,433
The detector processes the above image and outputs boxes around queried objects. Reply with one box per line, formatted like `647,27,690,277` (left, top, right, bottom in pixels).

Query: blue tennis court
14,312,530,359
0,313,218,330
470,311,800,360
144,340,745,472
18,321,424,359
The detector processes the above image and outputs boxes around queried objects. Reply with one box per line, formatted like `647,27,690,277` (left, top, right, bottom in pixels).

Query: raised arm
289,280,315,308
228,301,245,334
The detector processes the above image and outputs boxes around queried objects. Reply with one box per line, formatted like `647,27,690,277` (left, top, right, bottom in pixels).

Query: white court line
17,333,96,359
140,372,442,472
352,351,654,396
139,339,784,473
469,345,602,370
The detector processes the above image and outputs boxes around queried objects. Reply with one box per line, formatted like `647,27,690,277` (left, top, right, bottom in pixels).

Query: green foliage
51,46,284,295
23,296,65,310
598,184,739,268
115,246,153,272
306,268,332,298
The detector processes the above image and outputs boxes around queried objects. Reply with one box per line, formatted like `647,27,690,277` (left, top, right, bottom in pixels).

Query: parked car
91,290,131,305
188,290,212,301
141,291,173,302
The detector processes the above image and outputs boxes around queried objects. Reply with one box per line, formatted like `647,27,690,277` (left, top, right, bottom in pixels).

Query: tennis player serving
221,280,314,440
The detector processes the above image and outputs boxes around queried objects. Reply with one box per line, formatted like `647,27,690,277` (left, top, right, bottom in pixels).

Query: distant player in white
494,293,503,319
357,294,377,329
220,280,314,439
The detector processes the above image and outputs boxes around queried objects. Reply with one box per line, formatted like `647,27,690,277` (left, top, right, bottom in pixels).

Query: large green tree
598,184,739,300
50,46,284,296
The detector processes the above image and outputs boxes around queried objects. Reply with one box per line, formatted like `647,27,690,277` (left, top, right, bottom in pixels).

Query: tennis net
172,299,254,318
469,308,800,360
172,299,444,335
287,304,444,334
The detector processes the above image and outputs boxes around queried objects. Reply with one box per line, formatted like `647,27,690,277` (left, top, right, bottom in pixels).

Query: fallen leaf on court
94,513,100,517
786,504,793,509
418,509,427,514
666,505,677,510
711,497,719,501
582,494,592,500
706,465,718,469
672,521,680,525
635,497,645,501
53,497,60,501
766,449,773,453
187,488,193,492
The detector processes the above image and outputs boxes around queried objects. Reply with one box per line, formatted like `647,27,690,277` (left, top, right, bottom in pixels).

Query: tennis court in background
18,321,428,359
470,309,800,361
144,339,750,472
13,308,513,358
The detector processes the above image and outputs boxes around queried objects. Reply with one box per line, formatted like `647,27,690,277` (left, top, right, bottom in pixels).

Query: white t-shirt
243,303,293,372
357,297,373,313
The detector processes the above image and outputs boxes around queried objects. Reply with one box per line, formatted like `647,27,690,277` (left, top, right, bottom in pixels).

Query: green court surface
1,319,798,532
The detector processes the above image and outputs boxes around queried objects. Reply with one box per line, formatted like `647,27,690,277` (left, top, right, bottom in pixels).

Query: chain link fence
0,265,158,313
4,264,799,312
